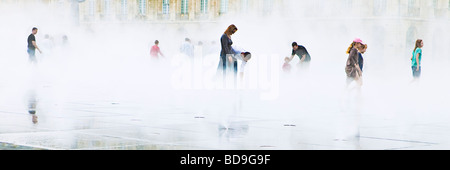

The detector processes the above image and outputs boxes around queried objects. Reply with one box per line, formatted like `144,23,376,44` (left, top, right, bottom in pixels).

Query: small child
283,57,292,73
239,52,252,80
150,40,165,59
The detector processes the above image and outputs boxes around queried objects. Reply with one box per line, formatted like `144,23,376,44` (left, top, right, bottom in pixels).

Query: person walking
345,38,364,87
411,39,423,80
27,27,42,63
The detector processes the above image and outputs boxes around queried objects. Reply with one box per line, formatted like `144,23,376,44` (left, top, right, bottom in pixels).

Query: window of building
408,0,419,17
433,0,438,8
263,0,273,14
139,0,146,15
373,0,387,15
88,0,95,16
104,0,111,16
220,0,228,14
200,0,208,14
241,0,248,13
162,0,169,14
181,0,188,14
408,0,416,7
344,0,353,10
121,0,127,16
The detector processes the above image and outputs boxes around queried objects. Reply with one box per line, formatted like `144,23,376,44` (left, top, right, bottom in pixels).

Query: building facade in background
76,0,277,22
1,0,448,23
1,0,449,62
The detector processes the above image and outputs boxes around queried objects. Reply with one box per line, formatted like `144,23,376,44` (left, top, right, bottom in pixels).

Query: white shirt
232,46,248,73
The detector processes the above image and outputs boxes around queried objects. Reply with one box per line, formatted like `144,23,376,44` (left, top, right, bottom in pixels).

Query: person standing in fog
180,38,194,58
411,39,423,81
345,38,364,87
150,40,165,59
27,27,42,63
218,24,238,79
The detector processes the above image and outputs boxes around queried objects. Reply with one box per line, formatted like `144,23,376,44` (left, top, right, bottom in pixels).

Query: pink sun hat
353,38,365,45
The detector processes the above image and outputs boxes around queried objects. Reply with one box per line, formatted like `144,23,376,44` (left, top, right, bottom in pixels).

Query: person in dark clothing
286,42,311,69
218,24,238,78
27,27,42,63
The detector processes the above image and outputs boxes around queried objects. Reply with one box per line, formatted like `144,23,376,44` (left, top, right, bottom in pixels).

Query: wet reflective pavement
1,82,450,150
1,58,450,150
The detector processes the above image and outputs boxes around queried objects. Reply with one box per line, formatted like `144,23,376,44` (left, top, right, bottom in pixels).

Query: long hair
224,24,238,36
346,42,356,54
413,39,423,56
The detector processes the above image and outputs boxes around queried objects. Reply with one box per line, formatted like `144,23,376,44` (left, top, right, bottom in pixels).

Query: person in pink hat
345,38,364,86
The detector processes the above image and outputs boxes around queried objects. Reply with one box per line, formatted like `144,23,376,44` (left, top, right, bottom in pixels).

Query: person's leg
417,66,421,78
412,66,418,79
222,55,227,76
233,61,238,75
346,76,354,87
28,49,36,63
410,66,419,84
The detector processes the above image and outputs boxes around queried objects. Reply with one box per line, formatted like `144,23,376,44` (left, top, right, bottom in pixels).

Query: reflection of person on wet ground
410,39,423,83
27,27,42,64
28,94,38,124
150,40,165,59
218,24,238,82
286,42,311,69
345,38,364,87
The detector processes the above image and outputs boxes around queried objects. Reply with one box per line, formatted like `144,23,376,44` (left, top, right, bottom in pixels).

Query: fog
1,1,450,146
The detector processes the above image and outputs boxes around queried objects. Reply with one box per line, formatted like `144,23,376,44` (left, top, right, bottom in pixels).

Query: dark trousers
219,55,238,87
220,55,238,76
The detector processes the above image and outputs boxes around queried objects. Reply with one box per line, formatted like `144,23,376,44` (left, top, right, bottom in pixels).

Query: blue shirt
412,48,422,67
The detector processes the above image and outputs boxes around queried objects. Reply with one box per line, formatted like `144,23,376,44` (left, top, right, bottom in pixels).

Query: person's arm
355,63,362,75
290,55,296,61
158,48,165,57
32,41,42,53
